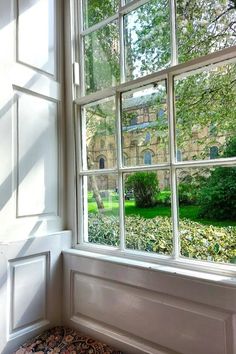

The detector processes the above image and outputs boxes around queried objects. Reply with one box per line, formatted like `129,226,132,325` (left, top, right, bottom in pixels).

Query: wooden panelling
63,251,236,354
9,254,48,333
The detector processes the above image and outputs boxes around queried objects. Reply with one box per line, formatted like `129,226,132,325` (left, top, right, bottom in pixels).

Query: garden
87,138,236,264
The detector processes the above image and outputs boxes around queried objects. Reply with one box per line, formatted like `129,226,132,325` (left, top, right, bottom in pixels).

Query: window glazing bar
173,158,236,169
120,0,150,14
79,164,171,175
170,0,177,66
75,88,116,105
78,0,85,96
81,13,119,36
116,92,125,251
167,73,179,260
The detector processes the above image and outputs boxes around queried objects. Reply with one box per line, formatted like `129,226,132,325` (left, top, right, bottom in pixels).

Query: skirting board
66,315,179,354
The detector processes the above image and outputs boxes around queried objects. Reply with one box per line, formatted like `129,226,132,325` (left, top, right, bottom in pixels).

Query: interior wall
63,251,236,354
0,0,64,242
0,232,71,354
0,0,70,352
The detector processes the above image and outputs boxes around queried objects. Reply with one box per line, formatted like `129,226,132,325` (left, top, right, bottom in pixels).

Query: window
75,0,236,267
210,146,219,160
145,132,151,143
177,149,182,162
99,157,105,169
143,150,152,165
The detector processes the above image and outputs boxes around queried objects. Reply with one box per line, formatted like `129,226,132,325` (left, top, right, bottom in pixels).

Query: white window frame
71,0,236,275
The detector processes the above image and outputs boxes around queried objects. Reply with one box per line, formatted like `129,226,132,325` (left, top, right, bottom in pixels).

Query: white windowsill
64,246,236,287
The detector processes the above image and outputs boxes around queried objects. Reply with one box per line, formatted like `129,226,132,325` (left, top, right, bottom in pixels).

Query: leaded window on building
75,0,236,267
210,146,219,159
99,157,105,169
144,151,152,165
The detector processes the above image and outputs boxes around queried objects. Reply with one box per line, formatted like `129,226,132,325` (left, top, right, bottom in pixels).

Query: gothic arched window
99,157,105,169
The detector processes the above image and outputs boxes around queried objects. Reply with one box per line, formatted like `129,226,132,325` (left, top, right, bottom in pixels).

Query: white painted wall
0,232,71,354
62,2,236,353
62,250,236,354
0,0,64,242
0,1,70,353
1,2,236,354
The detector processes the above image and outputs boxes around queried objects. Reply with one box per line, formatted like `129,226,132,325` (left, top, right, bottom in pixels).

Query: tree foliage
199,137,236,220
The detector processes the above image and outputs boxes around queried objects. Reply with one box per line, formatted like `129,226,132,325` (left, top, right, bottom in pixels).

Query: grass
87,192,236,227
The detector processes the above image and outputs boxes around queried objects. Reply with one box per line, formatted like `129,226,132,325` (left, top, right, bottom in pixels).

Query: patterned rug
14,326,124,354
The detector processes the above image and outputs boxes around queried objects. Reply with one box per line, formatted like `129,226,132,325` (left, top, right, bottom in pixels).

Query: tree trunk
87,154,104,210
90,175,104,210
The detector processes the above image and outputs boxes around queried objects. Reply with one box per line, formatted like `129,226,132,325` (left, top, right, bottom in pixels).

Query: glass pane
122,82,169,166
84,22,120,94
177,0,236,63
177,167,236,263
84,175,120,246
175,62,236,161
124,170,172,255
124,0,171,81
83,0,119,29
82,97,116,170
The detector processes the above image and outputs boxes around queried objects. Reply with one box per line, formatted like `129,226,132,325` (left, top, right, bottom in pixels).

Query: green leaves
88,213,236,263
125,172,160,208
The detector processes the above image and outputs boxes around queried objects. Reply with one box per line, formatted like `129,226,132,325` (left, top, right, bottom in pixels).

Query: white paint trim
69,315,177,354
63,249,236,280
8,320,50,341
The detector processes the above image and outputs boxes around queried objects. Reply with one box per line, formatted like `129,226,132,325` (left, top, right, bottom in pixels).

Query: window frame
72,0,236,274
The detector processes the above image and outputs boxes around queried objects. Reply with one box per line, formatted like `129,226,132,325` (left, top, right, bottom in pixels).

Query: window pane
124,170,172,255
84,22,120,94
84,175,120,246
175,62,236,161
177,0,236,63
124,0,171,80
177,167,236,263
83,0,119,29
82,97,116,170
122,82,169,166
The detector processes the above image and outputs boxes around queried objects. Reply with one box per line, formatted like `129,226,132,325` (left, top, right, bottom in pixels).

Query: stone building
87,92,224,192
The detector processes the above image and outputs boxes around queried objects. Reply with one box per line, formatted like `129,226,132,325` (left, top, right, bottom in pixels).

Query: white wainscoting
0,232,71,354
63,250,236,354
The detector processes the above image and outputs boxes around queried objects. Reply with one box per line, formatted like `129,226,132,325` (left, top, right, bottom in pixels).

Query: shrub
88,214,236,263
199,137,236,220
178,182,199,205
223,136,236,158
198,167,236,220
125,172,159,208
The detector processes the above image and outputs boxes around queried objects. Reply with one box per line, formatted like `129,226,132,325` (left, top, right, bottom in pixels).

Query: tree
84,0,236,210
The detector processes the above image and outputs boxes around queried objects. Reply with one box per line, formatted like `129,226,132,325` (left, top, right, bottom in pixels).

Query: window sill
64,245,236,287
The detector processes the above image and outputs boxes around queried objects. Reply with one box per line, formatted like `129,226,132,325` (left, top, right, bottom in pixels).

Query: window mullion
167,73,179,260
116,92,125,251
119,5,125,83
76,105,85,244
170,0,177,66
78,0,85,96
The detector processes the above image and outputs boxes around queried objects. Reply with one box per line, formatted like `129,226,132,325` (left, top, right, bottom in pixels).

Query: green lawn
87,192,236,227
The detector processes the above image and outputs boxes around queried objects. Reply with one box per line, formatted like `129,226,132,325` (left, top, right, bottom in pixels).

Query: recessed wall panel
10,254,47,332
17,0,55,75
73,272,230,354
17,92,58,217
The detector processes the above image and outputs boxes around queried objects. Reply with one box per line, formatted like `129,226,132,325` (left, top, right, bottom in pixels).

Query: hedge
88,214,236,263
